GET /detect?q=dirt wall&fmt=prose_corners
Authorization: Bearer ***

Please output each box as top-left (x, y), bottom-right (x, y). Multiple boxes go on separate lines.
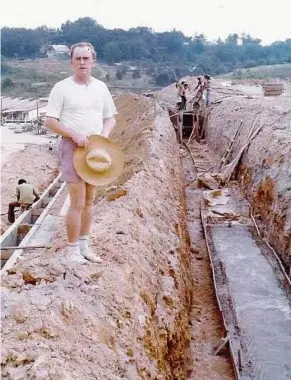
top-left (205, 93), bottom-right (291, 271)
top-left (1, 95), bottom-right (194, 379)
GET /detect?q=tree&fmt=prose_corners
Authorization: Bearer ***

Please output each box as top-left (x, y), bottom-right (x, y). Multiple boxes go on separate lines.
top-left (1, 21), bottom-right (291, 77)
top-left (132, 69), bottom-right (141, 79)
top-left (116, 69), bottom-right (124, 80)
top-left (2, 78), bottom-right (15, 89)
top-left (155, 71), bottom-right (175, 86)
top-left (103, 42), bottom-right (123, 63)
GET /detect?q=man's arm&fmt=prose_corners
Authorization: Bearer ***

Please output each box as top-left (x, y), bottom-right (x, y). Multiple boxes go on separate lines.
top-left (44, 117), bottom-right (89, 148)
top-left (101, 116), bottom-right (116, 138)
top-left (44, 117), bottom-right (72, 138)
top-left (33, 189), bottom-right (40, 202)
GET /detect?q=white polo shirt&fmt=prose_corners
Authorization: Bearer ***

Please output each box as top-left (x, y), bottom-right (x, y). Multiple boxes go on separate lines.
top-left (46, 77), bottom-right (117, 136)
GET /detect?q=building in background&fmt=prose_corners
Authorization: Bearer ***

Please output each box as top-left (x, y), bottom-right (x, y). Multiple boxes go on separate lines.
top-left (46, 45), bottom-right (70, 59)
top-left (1, 97), bottom-right (48, 123)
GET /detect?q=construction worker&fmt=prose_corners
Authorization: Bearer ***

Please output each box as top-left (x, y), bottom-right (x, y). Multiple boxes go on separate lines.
top-left (203, 75), bottom-right (211, 106)
top-left (189, 77), bottom-right (203, 105)
top-left (194, 77), bottom-right (202, 91)
top-left (8, 179), bottom-right (40, 223)
top-left (175, 81), bottom-right (183, 110)
top-left (45, 41), bottom-right (117, 263)
top-left (180, 81), bottom-right (187, 110)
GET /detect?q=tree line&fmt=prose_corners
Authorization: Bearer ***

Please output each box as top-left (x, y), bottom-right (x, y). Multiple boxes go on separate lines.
top-left (2, 17), bottom-right (291, 82)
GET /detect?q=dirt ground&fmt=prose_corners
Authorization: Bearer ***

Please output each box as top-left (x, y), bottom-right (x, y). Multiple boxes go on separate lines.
top-left (1, 144), bottom-right (59, 234)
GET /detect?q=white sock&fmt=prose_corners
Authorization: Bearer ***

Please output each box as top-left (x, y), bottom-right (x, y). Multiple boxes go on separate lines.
top-left (79, 235), bottom-right (89, 251)
top-left (67, 242), bottom-right (80, 254)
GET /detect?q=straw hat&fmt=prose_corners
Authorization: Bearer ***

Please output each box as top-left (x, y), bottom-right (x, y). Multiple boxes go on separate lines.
top-left (73, 135), bottom-right (125, 186)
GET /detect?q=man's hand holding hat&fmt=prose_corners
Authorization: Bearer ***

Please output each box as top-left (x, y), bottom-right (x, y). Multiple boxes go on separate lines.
top-left (73, 135), bottom-right (124, 186)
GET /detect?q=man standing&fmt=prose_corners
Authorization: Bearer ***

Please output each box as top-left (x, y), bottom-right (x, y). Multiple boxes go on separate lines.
top-left (8, 179), bottom-right (40, 223)
top-left (203, 75), bottom-right (211, 106)
top-left (45, 42), bottom-right (117, 263)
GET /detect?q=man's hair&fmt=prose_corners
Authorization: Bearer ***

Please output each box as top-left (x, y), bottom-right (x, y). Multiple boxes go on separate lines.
top-left (70, 42), bottom-right (96, 60)
top-left (18, 179), bottom-right (26, 185)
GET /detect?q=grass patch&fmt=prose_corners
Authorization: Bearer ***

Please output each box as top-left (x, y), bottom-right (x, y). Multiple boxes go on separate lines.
top-left (219, 63), bottom-right (291, 80)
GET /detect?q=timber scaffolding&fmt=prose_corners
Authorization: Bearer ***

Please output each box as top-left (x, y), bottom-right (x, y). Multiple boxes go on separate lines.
top-left (0, 173), bottom-right (66, 272)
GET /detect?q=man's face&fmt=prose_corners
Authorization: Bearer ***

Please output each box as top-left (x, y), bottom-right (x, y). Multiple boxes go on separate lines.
top-left (71, 46), bottom-right (95, 76)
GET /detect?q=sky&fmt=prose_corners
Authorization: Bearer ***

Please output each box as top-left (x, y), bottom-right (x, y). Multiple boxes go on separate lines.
top-left (1, 0), bottom-right (291, 45)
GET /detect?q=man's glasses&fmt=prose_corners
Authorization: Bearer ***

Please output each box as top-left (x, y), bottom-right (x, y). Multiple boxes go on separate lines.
top-left (73, 57), bottom-right (92, 61)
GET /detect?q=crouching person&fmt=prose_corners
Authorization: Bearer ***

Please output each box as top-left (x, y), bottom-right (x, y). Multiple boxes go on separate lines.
top-left (8, 179), bottom-right (40, 223)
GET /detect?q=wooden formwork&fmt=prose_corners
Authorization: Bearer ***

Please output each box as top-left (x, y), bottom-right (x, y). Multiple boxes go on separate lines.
top-left (262, 83), bottom-right (284, 96)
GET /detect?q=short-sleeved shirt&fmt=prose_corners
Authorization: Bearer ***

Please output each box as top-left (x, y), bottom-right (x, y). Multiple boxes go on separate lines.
top-left (16, 183), bottom-right (35, 204)
top-left (45, 76), bottom-right (118, 136)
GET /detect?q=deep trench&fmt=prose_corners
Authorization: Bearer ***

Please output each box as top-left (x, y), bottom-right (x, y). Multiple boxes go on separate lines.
top-left (165, 109), bottom-right (236, 379)
top-left (167, 104), bottom-right (291, 380)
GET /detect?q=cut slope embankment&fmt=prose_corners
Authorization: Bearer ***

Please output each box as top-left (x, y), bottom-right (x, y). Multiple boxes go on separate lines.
top-left (1, 95), bottom-right (194, 379)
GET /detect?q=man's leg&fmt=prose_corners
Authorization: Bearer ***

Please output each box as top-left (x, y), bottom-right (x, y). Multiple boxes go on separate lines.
top-left (79, 183), bottom-right (102, 263)
top-left (66, 181), bottom-right (86, 242)
top-left (65, 181), bottom-right (86, 262)
top-left (80, 183), bottom-right (96, 236)
top-left (8, 201), bottom-right (20, 223)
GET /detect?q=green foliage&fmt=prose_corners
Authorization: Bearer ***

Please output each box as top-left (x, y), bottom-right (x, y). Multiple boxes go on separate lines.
top-left (1, 18), bottom-right (291, 84)
top-left (2, 78), bottom-right (15, 89)
top-left (222, 63), bottom-right (291, 79)
top-left (155, 71), bottom-right (175, 86)
top-left (132, 69), bottom-right (141, 79)
top-left (115, 69), bottom-right (124, 80)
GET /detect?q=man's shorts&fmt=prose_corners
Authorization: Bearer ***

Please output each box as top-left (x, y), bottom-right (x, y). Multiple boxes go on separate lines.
top-left (59, 137), bottom-right (82, 183)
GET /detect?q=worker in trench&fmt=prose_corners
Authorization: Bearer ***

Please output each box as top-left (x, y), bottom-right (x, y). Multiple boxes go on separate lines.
top-left (8, 179), bottom-right (40, 223)
top-left (45, 42), bottom-right (118, 263)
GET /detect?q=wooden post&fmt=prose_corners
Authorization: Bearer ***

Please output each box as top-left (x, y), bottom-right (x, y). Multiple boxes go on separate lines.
top-left (0, 96), bottom-right (2, 124)
top-left (36, 100), bottom-right (39, 134)
top-left (179, 112), bottom-right (183, 144)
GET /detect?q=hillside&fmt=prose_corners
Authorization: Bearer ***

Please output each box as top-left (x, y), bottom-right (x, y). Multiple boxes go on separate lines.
top-left (221, 63), bottom-right (291, 79)
top-left (1, 58), bottom-right (157, 98)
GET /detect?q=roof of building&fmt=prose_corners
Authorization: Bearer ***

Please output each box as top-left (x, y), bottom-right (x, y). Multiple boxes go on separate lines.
top-left (1, 97), bottom-right (48, 113)
top-left (49, 44), bottom-right (70, 53)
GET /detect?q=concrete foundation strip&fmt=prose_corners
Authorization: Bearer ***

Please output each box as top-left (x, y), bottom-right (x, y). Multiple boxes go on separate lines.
top-left (200, 207), bottom-right (241, 380)
top-left (1, 174), bottom-right (66, 273)
top-left (250, 213), bottom-right (291, 284)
